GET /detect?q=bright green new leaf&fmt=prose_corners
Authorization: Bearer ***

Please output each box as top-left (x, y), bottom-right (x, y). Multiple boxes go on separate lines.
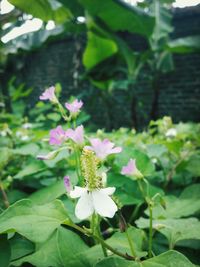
top-left (83, 31), bottom-right (118, 69)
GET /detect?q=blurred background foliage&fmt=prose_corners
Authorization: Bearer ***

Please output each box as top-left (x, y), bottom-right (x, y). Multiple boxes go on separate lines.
top-left (0, 0), bottom-right (200, 129)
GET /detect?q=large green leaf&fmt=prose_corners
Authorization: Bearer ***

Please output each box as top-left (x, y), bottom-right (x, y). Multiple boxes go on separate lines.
top-left (8, 0), bottom-right (72, 23)
top-left (29, 180), bottom-right (66, 204)
top-left (95, 250), bottom-right (195, 267)
top-left (142, 250), bottom-right (195, 267)
top-left (0, 199), bottom-right (71, 243)
top-left (83, 31), bottom-right (118, 69)
top-left (12, 227), bottom-right (90, 267)
top-left (167, 36), bottom-right (200, 53)
top-left (79, 0), bottom-right (154, 37)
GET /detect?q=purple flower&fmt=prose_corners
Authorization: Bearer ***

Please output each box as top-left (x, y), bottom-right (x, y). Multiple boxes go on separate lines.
top-left (66, 125), bottom-right (84, 145)
top-left (39, 86), bottom-right (57, 102)
top-left (85, 138), bottom-right (122, 160)
top-left (64, 176), bottom-right (71, 193)
top-left (121, 158), bottom-right (143, 179)
top-left (65, 99), bottom-right (83, 115)
top-left (49, 125), bottom-right (67, 145)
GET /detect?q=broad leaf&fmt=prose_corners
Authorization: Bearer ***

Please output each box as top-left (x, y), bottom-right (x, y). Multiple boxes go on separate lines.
top-left (0, 199), bottom-right (71, 243)
top-left (12, 227), bottom-right (90, 267)
top-left (95, 250), bottom-right (195, 267)
top-left (29, 180), bottom-right (66, 204)
top-left (168, 36), bottom-right (200, 53)
top-left (83, 31), bottom-right (118, 69)
top-left (79, 0), bottom-right (154, 37)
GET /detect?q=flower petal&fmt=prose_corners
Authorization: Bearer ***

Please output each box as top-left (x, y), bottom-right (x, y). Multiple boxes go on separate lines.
top-left (75, 191), bottom-right (94, 220)
top-left (100, 187), bottom-right (116, 195)
top-left (70, 186), bottom-right (87, 198)
top-left (92, 190), bottom-right (117, 218)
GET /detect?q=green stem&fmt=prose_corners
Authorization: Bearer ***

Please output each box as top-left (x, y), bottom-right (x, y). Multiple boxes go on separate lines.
top-left (125, 228), bottom-right (136, 257)
top-left (148, 203), bottom-right (153, 258)
top-left (71, 223), bottom-right (134, 260)
top-left (0, 182), bottom-right (9, 208)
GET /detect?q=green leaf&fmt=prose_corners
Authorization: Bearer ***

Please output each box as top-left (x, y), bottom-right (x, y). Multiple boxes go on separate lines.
top-left (0, 199), bottom-right (71, 243)
top-left (150, 0), bottom-right (173, 50)
top-left (95, 251), bottom-right (195, 267)
top-left (14, 161), bottom-right (45, 179)
top-left (142, 250), bottom-right (195, 267)
top-left (0, 234), bottom-right (11, 267)
top-left (106, 227), bottom-right (147, 259)
top-left (95, 256), bottom-right (139, 267)
top-left (115, 148), bottom-right (155, 177)
top-left (167, 36), bottom-right (200, 53)
top-left (12, 227), bottom-right (90, 267)
top-left (29, 180), bottom-right (66, 204)
top-left (8, 0), bottom-right (72, 23)
top-left (136, 217), bottom-right (200, 248)
top-left (146, 144), bottom-right (167, 158)
top-left (14, 143), bottom-right (40, 156)
top-left (156, 51), bottom-right (174, 73)
top-left (0, 148), bottom-right (13, 170)
top-left (148, 184), bottom-right (200, 219)
top-left (79, 0), bottom-right (154, 37)
top-left (83, 31), bottom-right (118, 69)
top-left (9, 234), bottom-right (34, 261)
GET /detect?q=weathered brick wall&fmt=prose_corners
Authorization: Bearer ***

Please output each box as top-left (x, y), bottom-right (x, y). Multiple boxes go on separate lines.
top-left (14, 5), bottom-right (200, 129)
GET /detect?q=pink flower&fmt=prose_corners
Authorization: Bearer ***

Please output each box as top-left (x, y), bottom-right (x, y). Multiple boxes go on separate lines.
top-left (65, 99), bottom-right (83, 114)
top-left (85, 138), bottom-right (122, 160)
top-left (64, 176), bottom-right (71, 193)
top-left (39, 86), bottom-right (57, 102)
top-left (66, 125), bottom-right (84, 145)
top-left (49, 125), bottom-right (67, 145)
top-left (121, 158), bottom-right (143, 179)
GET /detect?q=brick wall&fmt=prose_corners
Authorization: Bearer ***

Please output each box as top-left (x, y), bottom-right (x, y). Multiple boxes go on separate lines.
top-left (13, 5), bottom-right (200, 129)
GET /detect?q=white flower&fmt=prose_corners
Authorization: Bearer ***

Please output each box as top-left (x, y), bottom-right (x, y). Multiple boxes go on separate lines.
top-left (69, 186), bottom-right (117, 220)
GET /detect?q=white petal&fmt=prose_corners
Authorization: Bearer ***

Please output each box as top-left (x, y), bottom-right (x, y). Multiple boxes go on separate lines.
top-left (92, 190), bottom-right (118, 218)
top-left (100, 187), bottom-right (116, 195)
top-left (75, 192), bottom-right (94, 220)
top-left (70, 186), bottom-right (87, 198)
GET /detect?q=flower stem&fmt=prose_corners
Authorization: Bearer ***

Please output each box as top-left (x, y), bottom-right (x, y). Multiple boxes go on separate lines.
top-left (0, 182), bottom-right (9, 208)
top-left (125, 228), bottom-right (136, 257)
top-left (71, 223), bottom-right (134, 261)
top-left (137, 179), bottom-right (154, 258)
top-left (148, 203), bottom-right (153, 258)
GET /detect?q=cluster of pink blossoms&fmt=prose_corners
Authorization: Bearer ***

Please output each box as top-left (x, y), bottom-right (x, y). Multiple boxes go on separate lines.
top-left (38, 86), bottom-right (142, 220)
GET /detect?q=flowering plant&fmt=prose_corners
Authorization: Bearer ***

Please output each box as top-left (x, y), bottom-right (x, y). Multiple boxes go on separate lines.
top-left (0, 86), bottom-right (199, 267)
